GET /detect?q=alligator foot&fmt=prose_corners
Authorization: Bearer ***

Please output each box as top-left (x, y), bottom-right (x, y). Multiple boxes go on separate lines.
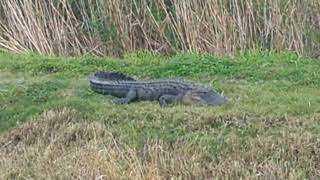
top-left (159, 95), bottom-right (178, 108)
top-left (111, 88), bottom-right (137, 105)
top-left (112, 98), bottom-right (129, 105)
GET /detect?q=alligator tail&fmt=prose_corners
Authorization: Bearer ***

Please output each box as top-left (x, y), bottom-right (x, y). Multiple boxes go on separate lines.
top-left (91, 71), bottom-right (136, 81)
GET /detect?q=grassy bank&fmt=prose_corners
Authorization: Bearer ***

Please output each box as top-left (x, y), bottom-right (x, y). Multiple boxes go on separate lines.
top-left (0, 51), bottom-right (320, 179)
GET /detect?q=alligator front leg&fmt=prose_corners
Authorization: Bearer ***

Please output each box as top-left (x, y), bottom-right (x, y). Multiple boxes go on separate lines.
top-left (112, 88), bottom-right (137, 105)
top-left (158, 95), bottom-right (179, 108)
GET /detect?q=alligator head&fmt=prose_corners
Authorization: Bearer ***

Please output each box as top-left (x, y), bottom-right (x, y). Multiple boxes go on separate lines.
top-left (181, 87), bottom-right (226, 106)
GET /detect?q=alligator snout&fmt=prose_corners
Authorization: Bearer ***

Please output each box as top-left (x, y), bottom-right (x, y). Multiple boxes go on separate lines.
top-left (182, 88), bottom-right (226, 106)
top-left (207, 94), bottom-right (226, 106)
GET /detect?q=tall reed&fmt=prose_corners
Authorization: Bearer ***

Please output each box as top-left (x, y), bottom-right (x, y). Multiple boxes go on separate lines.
top-left (0, 0), bottom-right (319, 57)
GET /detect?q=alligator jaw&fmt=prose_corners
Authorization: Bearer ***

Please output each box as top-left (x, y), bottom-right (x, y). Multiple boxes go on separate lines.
top-left (181, 88), bottom-right (226, 106)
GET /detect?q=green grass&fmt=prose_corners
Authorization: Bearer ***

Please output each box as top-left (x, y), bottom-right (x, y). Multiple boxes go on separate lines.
top-left (0, 50), bottom-right (319, 133)
top-left (0, 50), bottom-right (320, 178)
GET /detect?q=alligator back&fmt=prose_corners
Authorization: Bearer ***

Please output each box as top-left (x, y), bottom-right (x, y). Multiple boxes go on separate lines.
top-left (89, 71), bottom-right (196, 98)
top-left (89, 71), bottom-right (135, 97)
top-left (93, 71), bottom-right (135, 81)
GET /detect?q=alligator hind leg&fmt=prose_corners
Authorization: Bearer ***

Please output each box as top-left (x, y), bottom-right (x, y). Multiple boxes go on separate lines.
top-left (158, 95), bottom-right (179, 108)
top-left (112, 88), bottom-right (137, 105)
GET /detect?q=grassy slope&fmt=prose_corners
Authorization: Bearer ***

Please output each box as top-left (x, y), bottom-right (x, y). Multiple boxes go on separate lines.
top-left (0, 50), bottom-right (320, 178)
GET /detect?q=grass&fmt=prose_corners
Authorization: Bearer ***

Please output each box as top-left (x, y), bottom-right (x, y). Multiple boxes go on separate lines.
top-left (0, 50), bottom-right (320, 179)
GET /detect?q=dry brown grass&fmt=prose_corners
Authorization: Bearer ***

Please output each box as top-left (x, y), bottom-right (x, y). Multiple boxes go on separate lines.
top-left (0, 109), bottom-right (212, 179)
top-left (1, 109), bottom-right (320, 179)
top-left (0, 0), bottom-right (319, 57)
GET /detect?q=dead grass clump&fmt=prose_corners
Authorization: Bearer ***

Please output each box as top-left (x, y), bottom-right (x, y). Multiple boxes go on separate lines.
top-left (1, 109), bottom-right (319, 179)
top-left (0, 108), bottom-right (77, 148)
top-left (213, 132), bottom-right (320, 179)
top-left (0, 109), bottom-right (212, 179)
top-left (170, 109), bottom-right (309, 132)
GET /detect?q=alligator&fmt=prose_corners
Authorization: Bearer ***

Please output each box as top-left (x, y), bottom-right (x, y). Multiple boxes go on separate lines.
top-left (89, 71), bottom-right (226, 107)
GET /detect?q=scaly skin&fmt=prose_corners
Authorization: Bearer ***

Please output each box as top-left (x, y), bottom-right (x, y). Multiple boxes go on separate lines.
top-left (89, 72), bottom-right (226, 107)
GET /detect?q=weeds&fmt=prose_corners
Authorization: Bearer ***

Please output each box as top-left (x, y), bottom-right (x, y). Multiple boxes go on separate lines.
top-left (1, 109), bottom-right (320, 179)
top-left (0, 0), bottom-right (319, 57)
top-left (0, 51), bottom-right (320, 178)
